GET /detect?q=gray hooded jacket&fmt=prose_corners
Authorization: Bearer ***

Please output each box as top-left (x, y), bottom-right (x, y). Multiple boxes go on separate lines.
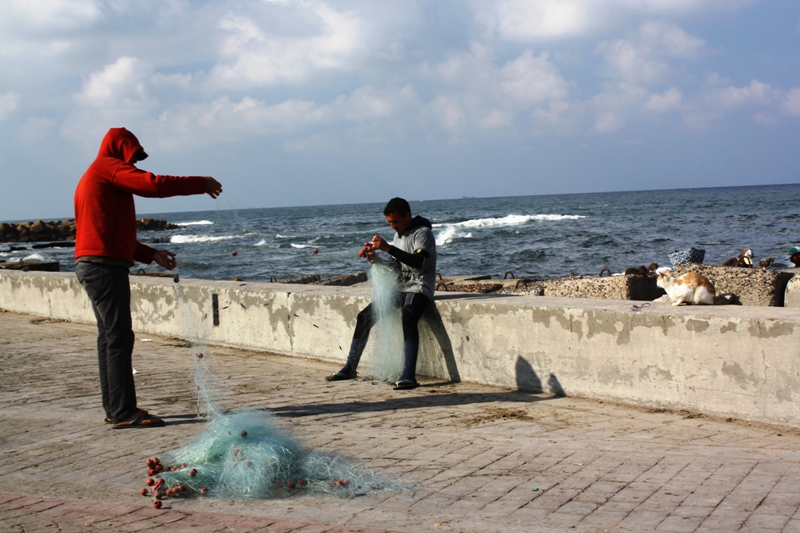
top-left (383, 216), bottom-right (437, 299)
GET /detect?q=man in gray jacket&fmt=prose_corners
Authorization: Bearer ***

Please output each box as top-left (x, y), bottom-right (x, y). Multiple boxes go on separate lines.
top-left (326, 197), bottom-right (436, 390)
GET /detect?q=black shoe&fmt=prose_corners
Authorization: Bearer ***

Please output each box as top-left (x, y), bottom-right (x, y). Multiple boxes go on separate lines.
top-left (393, 379), bottom-right (418, 390)
top-left (325, 369), bottom-right (357, 381)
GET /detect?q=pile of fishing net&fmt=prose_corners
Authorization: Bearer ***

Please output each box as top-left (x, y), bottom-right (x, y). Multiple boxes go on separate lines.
top-left (140, 409), bottom-right (397, 505)
top-left (139, 262), bottom-right (411, 506)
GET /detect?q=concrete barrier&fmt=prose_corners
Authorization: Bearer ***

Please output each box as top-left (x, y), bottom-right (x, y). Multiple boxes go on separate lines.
top-left (2, 270), bottom-right (800, 428)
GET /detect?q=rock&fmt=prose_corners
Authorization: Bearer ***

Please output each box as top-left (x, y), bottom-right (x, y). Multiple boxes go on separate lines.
top-left (136, 218), bottom-right (180, 231)
top-left (314, 272), bottom-right (368, 286)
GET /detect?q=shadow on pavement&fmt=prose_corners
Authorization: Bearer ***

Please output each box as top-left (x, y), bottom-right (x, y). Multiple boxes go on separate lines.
top-left (267, 389), bottom-right (563, 418)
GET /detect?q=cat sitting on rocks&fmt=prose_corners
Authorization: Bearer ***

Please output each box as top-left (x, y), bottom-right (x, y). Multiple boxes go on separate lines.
top-left (624, 262), bottom-right (659, 276)
top-left (758, 257), bottom-right (774, 269)
top-left (656, 268), bottom-right (729, 306)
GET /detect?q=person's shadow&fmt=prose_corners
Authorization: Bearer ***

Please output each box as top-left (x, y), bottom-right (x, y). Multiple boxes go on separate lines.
top-left (514, 357), bottom-right (565, 396)
top-left (417, 302), bottom-right (461, 383)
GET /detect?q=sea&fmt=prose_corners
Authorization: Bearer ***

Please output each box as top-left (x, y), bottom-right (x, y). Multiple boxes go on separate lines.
top-left (4, 184), bottom-right (800, 282)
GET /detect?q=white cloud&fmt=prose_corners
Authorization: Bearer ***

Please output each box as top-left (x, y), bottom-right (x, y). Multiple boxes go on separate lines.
top-left (637, 20), bottom-right (706, 58)
top-left (422, 46), bottom-right (573, 136)
top-left (597, 38), bottom-right (669, 85)
top-left (592, 83), bottom-right (649, 132)
top-left (209, 3), bottom-right (363, 88)
top-left (474, 0), bottom-right (594, 41)
top-left (646, 87), bottom-right (683, 112)
top-left (472, 0), bottom-right (752, 42)
top-left (0, 92), bottom-right (21, 120)
top-left (709, 78), bottom-right (779, 108)
top-left (1, 0), bottom-right (102, 34)
top-left (77, 56), bottom-right (154, 105)
top-left (150, 84), bottom-right (417, 150)
top-left (62, 56), bottom-right (157, 143)
top-left (597, 21), bottom-right (707, 85)
top-left (425, 96), bottom-right (465, 133)
top-left (500, 50), bottom-right (570, 105)
top-left (782, 87), bottom-right (800, 116)
top-left (682, 76), bottom-right (784, 128)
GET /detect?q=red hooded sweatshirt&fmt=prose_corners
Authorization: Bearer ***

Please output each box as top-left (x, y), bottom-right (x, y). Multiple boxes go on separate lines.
top-left (74, 128), bottom-right (207, 265)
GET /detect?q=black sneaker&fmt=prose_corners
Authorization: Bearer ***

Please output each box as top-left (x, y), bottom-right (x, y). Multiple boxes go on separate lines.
top-left (325, 369), bottom-right (357, 381)
top-left (393, 379), bottom-right (418, 390)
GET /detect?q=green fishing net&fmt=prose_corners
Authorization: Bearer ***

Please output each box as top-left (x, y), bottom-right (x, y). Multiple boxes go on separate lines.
top-left (142, 409), bottom-right (393, 501)
top-left (357, 261), bottom-right (405, 382)
top-left (140, 286), bottom-right (402, 503)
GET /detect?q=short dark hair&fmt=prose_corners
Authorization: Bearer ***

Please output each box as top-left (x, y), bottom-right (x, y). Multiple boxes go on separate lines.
top-left (383, 197), bottom-right (411, 217)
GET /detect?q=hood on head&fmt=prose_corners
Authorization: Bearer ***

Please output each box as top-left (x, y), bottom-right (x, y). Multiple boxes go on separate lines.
top-left (409, 215), bottom-right (432, 230)
top-left (97, 127), bottom-right (148, 163)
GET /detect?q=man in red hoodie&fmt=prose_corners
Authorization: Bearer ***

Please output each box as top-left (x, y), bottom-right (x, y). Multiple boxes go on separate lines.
top-left (74, 127), bottom-right (222, 429)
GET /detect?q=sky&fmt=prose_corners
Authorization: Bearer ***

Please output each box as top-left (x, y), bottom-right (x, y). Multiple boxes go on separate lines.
top-left (1, 0), bottom-right (799, 221)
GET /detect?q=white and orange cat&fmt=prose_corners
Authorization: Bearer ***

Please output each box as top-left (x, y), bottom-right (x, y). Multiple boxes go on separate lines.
top-left (656, 268), bottom-right (722, 306)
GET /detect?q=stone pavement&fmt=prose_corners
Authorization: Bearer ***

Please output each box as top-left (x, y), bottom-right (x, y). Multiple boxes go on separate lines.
top-left (2, 311), bottom-right (800, 533)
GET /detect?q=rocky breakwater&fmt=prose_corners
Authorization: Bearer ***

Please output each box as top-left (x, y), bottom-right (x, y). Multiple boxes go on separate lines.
top-left (437, 272), bottom-right (664, 301)
top-left (673, 263), bottom-right (793, 307)
top-left (0, 218), bottom-right (180, 243)
top-left (0, 220), bottom-right (76, 243)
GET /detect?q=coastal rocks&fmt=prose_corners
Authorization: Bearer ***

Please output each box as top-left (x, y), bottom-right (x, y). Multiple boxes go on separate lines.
top-left (312, 272), bottom-right (368, 287)
top-left (537, 274), bottom-right (663, 301)
top-left (1, 220), bottom-right (76, 243)
top-left (673, 264), bottom-right (792, 307)
top-left (435, 267), bottom-right (793, 307)
top-left (439, 273), bottom-right (663, 300)
top-left (271, 272), bottom-right (368, 287)
top-left (0, 218), bottom-right (178, 243)
top-left (137, 218), bottom-right (181, 231)
top-left (0, 261), bottom-right (60, 272)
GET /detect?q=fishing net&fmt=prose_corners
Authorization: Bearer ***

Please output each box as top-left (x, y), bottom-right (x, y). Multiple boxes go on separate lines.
top-left (358, 261), bottom-right (404, 382)
top-left (139, 288), bottom-right (402, 503)
top-left (142, 409), bottom-right (395, 501)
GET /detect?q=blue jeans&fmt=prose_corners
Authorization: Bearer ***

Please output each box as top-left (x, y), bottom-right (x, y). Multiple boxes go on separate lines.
top-left (76, 262), bottom-right (138, 423)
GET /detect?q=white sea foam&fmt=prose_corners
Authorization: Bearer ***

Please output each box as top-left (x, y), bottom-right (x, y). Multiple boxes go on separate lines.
top-left (435, 227), bottom-right (473, 246)
top-left (176, 220), bottom-right (214, 226)
top-left (22, 253), bottom-right (48, 262)
top-left (432, 214), bottom-right (582, 245)
top-left (171, 234), bottom-right (237, 244)
top-left (432, 214), bottom-right (586, 230)
top-left (255, 239), bottom-right (268, 246)
top-left (290, 243), bottom-right (313, 249)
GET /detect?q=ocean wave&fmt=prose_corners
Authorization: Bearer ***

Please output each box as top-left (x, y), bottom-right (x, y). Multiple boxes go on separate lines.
top-left (435, 227), bottom-right (473, 246)
top-left (433, 214), bottom-right (586, 229)
top-left (255, 239), bottom-right (268, 246)
top-left (170, 235), bottom-right (237, 244)
top-left (176, 220), bottom-right (214, 226)
top-left (290, 243), bottom-right (314, 249)
top-left (15, 253), bottom-right (49, 263)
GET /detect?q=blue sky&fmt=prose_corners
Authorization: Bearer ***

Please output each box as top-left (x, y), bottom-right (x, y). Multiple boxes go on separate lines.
top-left (1, 0), bottom-right (799, 221)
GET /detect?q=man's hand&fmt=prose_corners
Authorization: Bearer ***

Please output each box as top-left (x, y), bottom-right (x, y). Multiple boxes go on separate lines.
top-left (152, 250), bottom-right (177, 270)
top-left (371, 235), bottom-right (389, 252)
top-left (204, 177), bottom-right (223, 199)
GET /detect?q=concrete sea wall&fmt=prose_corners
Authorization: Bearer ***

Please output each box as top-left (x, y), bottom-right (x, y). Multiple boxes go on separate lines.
top-left (2, 270), bottom-right (800, 428)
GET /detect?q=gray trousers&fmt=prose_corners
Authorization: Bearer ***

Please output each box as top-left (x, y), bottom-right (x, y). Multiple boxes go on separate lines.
top-left (76, 262), bottom-right (138, 423)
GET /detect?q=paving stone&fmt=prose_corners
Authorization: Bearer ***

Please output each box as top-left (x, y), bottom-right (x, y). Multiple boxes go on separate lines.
top-left (3, 311), bottom-right (800, 533)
